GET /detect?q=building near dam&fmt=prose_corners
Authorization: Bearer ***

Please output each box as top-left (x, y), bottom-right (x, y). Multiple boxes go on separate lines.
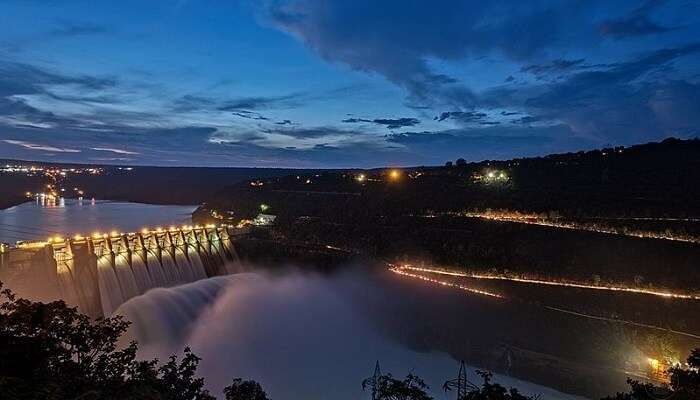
top-left (0, 225), bottom-right (241, 317)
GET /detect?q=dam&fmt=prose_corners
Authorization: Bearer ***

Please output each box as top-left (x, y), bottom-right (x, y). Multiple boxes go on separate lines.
top-left (0, 225), bottom-right (241, 317)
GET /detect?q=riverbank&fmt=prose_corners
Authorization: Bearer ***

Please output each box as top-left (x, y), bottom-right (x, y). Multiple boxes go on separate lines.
top-left (0, 198), bottom-right (27, 211)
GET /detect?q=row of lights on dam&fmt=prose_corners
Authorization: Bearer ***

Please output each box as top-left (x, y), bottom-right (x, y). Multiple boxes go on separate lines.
top-left (45, 224), bottom-right (225, 244)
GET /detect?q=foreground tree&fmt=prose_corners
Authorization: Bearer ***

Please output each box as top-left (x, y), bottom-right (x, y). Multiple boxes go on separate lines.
top-left (364, 372), bottom-right (433, 400)
top-left (461, 371), bottom-right (537, 400)
top-left (0, 282), bottom-right (217, 399)
top-left (223, 378), bottom-right (270, 400)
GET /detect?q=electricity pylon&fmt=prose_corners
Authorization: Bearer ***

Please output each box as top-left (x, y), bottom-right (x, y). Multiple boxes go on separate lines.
top-left (362, 360), bottom-right (382, 400)
top-left (443, 361), bottom-right (477, 400)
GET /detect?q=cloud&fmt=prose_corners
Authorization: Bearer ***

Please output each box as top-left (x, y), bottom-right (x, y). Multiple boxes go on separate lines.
top-left (256, 126), bottom-right (355, 140)
top-left (264, 0), bottom-right (608, 109)
top-left (372, 118), bottom-right (420, 129)
top-left (521, 59), bottom-right (587, 76)
top-left (341, 118), bottom-right (370, 123)
top-left (521, 43), bottom-right (700, 141)
top-left (436, 111), bottom-right (487, 123)
top-left (230, 110), bottom-right (269, 121)
top-left (264, 1), bottom-right (699, 151)
top-left (384, 124), bottom-right (594, 162)
top-left (218, 93), bottom-right (304, 111)
top-left (0, 61), bottom-right (115, 97)
top-left (172, 95), bottom-right (216, 112)
top-left (342, 117), bottom-right (420, 129)
top-left (90, 147), bottom-right (140, 155)
top-left (49, 22), bottom-right (110, 38)
top-left (599, 1), bottom-right (675, 38)
top-left (3, 139), bottom-right (81, 153)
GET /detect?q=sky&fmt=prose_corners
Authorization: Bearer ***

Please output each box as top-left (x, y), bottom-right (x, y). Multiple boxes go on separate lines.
top-left (0, 0), bottom-right (698, 167)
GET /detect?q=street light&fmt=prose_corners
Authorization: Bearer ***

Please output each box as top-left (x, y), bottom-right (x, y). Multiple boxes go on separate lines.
top-left (260, 203), bottom-right (270, 212)
top-left (388, 169), bottom-right (401, 181)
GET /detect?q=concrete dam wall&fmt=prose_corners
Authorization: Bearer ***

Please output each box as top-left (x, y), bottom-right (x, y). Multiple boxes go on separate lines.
top-left (0, 226), bottom-right (240, 317)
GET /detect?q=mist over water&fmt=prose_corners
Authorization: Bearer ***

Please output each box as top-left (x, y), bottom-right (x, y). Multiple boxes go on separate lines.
top-left (116, 268), bottom-right (583, 400)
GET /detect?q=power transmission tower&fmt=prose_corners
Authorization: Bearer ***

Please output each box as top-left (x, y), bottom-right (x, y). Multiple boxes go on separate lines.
top-left (362, 360), bottom-right (382, 400)
top-left (443, 361), bottom-right (477, 400)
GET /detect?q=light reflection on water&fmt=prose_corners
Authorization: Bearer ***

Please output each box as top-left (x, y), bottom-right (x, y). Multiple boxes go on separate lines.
top-left (0, 199), bottom-right (196, 244)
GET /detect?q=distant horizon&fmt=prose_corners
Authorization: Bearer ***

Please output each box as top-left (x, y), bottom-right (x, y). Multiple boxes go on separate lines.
top-left (2, 135), bottom-right (695, 170)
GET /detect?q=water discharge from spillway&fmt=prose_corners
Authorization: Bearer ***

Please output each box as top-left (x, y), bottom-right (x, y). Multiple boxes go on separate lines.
top-left (1, 226), bottom-right (242, 317)
top-left (114, 270), bottom-right (584, 400)
top-left (92, 228), bottom-right (238, 315)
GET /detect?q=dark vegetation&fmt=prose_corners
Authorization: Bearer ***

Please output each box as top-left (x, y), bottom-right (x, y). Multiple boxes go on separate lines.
top-left (194, 138), bottom-right (700, 292)
top-left (197, 138), bottom-right (700, 222)
top-left (1, 283), bottom-right (698, 399)
top-left (66, 166), bottom-right (313, 206)
top-left (0, 173), bottom-right (43, 210)
top-left (0, 281), bottom-right (263, 400)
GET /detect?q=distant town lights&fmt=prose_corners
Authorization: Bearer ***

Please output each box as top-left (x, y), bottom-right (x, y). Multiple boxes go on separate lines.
top-left (356, 173), bottom-right (366, 182)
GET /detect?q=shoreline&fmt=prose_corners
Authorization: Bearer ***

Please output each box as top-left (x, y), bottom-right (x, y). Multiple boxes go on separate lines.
top-left (0, 198), bottom-right (29, 212)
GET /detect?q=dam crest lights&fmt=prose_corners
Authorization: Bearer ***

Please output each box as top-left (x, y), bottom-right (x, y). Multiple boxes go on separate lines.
top-left (39, 224), bottom-right (233, 245)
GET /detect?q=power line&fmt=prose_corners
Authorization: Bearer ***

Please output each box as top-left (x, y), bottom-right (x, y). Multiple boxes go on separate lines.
top-left (443, 361), bottom-right (477, 400)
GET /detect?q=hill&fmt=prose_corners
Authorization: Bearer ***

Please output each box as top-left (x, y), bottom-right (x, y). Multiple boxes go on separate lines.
top-left (193, 138), bottom-right (700, 292)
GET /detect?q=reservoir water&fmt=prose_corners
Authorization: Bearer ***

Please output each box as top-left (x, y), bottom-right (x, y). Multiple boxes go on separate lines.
top-left (0, 198), bottom-right (196, 244)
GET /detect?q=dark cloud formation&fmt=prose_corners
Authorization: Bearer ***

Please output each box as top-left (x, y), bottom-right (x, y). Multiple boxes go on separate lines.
top-left (342, 117), bottom-right (420, 129)
top-left (218, 93), bottom-right (303, 111)
top-left (436, 111), bottom-right (487, 123)
top-left (266, 0), bottom-right (700, 152)
top-left (372, 118), bottom-right (420, 129)
top-left (599, 0), bottom-right (675, 38)
top-left (230, 111), bottom-right (269, 121)
top-left (49, 22), bottom-right (110, 38)
top-left (172, 95), bottom-right (216, 113)
top-left (0, 61), bottom-right (115, 97)
top-left (522, 43), bottom-right (700, 141)
top-left (265, 0), bottom-right (606, 109)
top-left (0, 62), bottom-right (121, 130)
top-left (521, 59), bottom-right (587, 76)
top-left (341, 118), bottom-right (368, 123)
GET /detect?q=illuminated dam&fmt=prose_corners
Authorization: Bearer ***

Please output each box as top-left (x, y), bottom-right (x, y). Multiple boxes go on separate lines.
top-left (0, 225), bottom-right (241, 317)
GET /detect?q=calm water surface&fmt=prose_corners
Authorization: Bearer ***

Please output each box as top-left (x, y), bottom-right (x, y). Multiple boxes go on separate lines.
top-left (0, 199), bottom-right (196, 244)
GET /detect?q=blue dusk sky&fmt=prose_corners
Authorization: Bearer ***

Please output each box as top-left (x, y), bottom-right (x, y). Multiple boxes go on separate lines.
top-left (0, 0), bottom-right (699, 167)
